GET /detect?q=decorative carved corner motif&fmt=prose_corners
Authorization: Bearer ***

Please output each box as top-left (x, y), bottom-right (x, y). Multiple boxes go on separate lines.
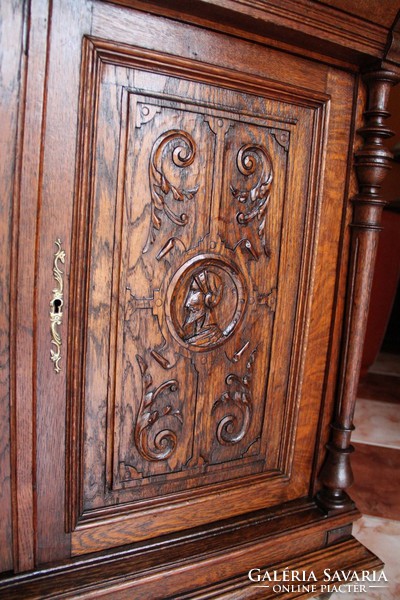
top-left (204, 115), bottom-right (233, 136)
top-left (233, 238), bottom-right (259, 261)
top-left (150, 348), bottom-right (173, 370)
top-left (156, 236), bottom-right (187, 261)
top-left (135, 102), bottom-right (161, 128)
top-left (143, 130), bottom-right (199, 254)
top-left (271, 129), bottom-right (290, 151)
top-left (212, 348), bottom-right (257, 445)
top-left (119, 462), bottom-right (143, 482)
top-left (231, 144), bottom-right (274, 256)
top-left (126, 288), bottom-right (155, 313)
top-left (135, 355), bottom-right (183, 462)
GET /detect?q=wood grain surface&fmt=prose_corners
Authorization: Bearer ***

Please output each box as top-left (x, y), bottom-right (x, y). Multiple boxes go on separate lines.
top-left (0, 0), bottom-right (27, 574)
top-left (1, 0), bottom-right (399, 597)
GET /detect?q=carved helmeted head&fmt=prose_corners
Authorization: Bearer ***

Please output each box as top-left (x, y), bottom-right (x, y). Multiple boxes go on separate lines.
top-left (166, 255), bottom-right (247, 351)
top-left (183, 269), bottom-right (223, 337)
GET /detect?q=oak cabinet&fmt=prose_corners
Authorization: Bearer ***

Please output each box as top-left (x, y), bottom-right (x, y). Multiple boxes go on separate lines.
top-left (1, 0), bottom-right (399, 597)
top-left (67, 34), bottom-right (340, 555)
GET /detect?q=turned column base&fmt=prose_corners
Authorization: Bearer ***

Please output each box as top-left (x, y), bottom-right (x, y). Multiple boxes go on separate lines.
top-left (317, 424), bottom-right (356, 511)
top-left (316, 488), bottom-right (355, 512)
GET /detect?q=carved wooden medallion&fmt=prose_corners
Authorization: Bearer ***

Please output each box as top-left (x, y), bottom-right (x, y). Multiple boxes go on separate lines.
top-left (166, 254), bottom-right (248, 351)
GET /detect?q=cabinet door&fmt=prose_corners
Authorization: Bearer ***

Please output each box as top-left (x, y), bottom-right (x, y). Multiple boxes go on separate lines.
top-left (71, 51), bottom-right (310, 523)
top-left (34, 0), bottom-right (355, 562)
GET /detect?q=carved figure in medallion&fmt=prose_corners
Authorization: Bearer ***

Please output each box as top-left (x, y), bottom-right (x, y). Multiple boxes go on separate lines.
top-left (183, 269), bottom-right (224, 347)
top-left (166, 255), bottom-right (248, 353)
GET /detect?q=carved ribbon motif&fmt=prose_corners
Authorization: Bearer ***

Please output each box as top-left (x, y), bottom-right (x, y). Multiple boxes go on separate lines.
top-left (231, 144), bottom-right (273, 255)
top-left (143, 130), bottom-right (199, 253)
top-left (212, 348), bottom-right (257, 445)
top-left (135, 355), bottom-right (183, 461)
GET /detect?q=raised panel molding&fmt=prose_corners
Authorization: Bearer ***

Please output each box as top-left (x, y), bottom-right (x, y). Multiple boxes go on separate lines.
top-left (66, 36), bottom-right (328, 541)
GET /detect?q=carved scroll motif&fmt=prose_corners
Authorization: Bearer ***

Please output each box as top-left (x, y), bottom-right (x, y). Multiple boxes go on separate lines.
top-left (143, 130), bottom-right (199, 253)
top-left (135, 355), bottom-right (183, 461)
top-left (233, 238), bottom-right (259, 261)
top-left (231, 145), bottom-right (273, 255)
top-left (212, 348), bottom-right (257, 445)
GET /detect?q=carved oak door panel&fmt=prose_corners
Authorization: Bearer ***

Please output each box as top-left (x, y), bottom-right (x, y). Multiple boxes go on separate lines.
top-left (68, 38), bottom-right (318, 538)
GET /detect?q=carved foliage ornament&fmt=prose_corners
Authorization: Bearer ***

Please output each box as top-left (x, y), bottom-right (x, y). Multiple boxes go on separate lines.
top-left (143, 130), bottom-right (199, 253)
top-left (231, 144), bottom-right (274, 255)
top-left (135, 355), bottom-right (183, 461)
top-left (212, 348), bottom-right (257, 445)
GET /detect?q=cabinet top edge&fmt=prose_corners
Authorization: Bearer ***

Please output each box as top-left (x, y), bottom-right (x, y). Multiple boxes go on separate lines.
top-left (102, 0), bottom-right (400, 71)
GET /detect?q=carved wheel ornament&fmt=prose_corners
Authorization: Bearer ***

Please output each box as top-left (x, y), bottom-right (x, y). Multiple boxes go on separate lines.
top-left (165, 254), bottom-right (248, 352)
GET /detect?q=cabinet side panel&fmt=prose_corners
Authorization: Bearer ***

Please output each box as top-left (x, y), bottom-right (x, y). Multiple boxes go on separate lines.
top-left (0, 0), bottom-right (27, 574)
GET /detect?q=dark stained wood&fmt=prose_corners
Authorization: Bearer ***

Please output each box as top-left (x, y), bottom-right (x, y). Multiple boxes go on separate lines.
top-left (310, 74), bottom-right (363, 499)
top-left (0, 0), bottom-right (27, 575)
top-left (9, 0), bottom-right (52, 573)
top-left (66, 29), bottom-right (343, 555)
top-left (317, 68), bottom-right (400, 511)
top-left (385, 12), bottom-right (400, 69)
top-left (34, 0), bottom-right (93, 566)
top-left (351, 442), bottom-right (400, 520)
top-left (0, 535), bottom-right (382, 599)
top-left (0, 501), bottom-right (374, 599)
top-left (1, 0), bottom-right (400, 597)
top-left (110, 0), bottom-right (398, 67)
top-left (321, 0), bottom-right (400, 28)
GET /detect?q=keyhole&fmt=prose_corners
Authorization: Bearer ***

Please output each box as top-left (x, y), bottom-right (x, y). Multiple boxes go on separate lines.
top-left (53, 299), bottom-right (62, 314)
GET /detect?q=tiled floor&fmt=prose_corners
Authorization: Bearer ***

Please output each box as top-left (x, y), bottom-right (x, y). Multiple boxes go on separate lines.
top-left (329, 516), bottom-right (400, 600)
top-left (329, 353), bottom-right (400, 599)
top-left (352, 399), bottom-right (400, 449)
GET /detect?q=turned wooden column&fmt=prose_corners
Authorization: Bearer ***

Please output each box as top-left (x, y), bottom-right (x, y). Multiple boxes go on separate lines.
top-left (317, 69), bottom-right (399, 510)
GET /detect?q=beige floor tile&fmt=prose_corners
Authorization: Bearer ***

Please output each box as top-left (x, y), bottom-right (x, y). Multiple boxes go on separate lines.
top-left (352, 399), bottom-right (400, 449)
top-left (328, 516), bottom-right (400, 600)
